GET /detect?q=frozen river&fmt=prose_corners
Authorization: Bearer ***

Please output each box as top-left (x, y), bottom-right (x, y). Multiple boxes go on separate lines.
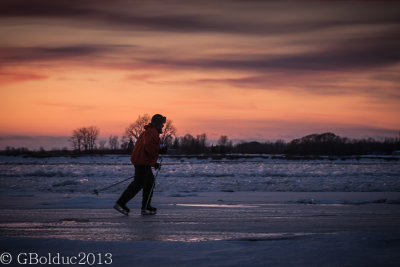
top-left (1, 191), bottom-right (400, 266)
top-left (1, 155), bottom-right (399, 194)
top-left (1, 192), bottom-right (400, 242)
top-left (1, 155), bottom-right (400, 266)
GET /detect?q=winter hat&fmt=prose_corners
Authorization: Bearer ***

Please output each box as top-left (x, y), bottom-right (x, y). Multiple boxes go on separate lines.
top-left (151, 114), bottom-right (166, 124)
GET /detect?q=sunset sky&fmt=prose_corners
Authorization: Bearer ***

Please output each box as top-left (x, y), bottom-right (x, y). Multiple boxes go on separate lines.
top-left (1, 0), bottom-right (400, 149)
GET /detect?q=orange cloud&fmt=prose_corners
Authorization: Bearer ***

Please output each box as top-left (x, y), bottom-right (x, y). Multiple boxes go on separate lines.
top-left (1, 0), bottom-right (399, 148)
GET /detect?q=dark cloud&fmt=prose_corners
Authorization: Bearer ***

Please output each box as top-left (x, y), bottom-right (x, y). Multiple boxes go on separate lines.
top-left (270, 37), bottom-right (400, 71)
top-left (0, 45), bottom-right (118, 65)
top-left (193, 74), bottom-right (400, 101)
top-left (0, 0), bottom-right (93, 17)
top-left (1, 0), bottom-right (399, 35)
top-left (140, 31), bottom-right (400, 72)
top-left (1, 0), bottom-right (399, 89)
top-left (1, 33), bottom-right (398, 90)
top-left (0, 0), bottom-right (231, 33)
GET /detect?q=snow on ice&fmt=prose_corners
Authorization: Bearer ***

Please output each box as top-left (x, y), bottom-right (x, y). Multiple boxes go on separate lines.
top-left (1, 155), bottom-right (400, 266)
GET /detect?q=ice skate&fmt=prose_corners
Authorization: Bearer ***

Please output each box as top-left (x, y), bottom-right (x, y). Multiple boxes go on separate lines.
top-left (113, 202), bottom-right (130, 216)
top-left (141, 205), bottom-right (157, 215)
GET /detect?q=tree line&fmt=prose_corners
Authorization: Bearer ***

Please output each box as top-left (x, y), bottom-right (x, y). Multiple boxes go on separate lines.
top-left (285, 132), bottom-right (400, 156)
top-left (169, 132), bottom-right (400, 156)
top-left (67, 114), bottom-right (177, 152)
top-left (69, 126), bottom-right (99, 152)
top-left (3, 131), bottom-right (399, 157)
top-left (64, 119), bottom-right (399, 156)
top-left (2, 113), bottom-right (399, 156)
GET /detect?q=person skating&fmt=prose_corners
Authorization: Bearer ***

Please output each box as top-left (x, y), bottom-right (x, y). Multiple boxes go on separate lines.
top-left (114, 114), bottom-right (166, 215)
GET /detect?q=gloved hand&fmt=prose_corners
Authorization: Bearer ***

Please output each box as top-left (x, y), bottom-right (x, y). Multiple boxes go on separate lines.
top-left (154, 163), bottom-right (162, 170)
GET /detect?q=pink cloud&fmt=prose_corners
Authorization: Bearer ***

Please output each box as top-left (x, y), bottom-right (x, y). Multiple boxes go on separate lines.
top-left (0, 70), bottom-right (48, 85)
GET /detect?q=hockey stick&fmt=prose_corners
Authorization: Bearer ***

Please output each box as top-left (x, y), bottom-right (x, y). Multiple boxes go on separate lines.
top-left (93, 176), bottom-right (134, 195)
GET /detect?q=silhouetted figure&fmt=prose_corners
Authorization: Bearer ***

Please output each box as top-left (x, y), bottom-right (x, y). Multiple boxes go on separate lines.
top-left (114, 114), bottom-right (166, 215)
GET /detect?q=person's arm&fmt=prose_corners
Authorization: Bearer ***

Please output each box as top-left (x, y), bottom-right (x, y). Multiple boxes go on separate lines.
top-left (144, 130), bottom-right (160, 159)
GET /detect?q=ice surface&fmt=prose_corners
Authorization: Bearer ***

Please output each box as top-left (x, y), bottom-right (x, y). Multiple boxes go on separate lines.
top-left (1, 155), bottom-right (399, 194)
top-left (1, 191), bottom-right (400, 266)
top-left (1, 155), bottom-right (400, 266)
top-left (1, 232), bottom-right (400, 267)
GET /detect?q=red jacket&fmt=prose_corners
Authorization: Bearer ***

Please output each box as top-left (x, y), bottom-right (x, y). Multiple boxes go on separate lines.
top-left (130, 124), bottom-right (160, 166)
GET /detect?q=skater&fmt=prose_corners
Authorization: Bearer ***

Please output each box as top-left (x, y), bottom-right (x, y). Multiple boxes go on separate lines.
top-left (114, 114), bottom-right (166, 215)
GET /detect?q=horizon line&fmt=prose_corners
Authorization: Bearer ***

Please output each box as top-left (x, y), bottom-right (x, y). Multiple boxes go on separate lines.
top-left (1, 131), bottom-right (399, 151)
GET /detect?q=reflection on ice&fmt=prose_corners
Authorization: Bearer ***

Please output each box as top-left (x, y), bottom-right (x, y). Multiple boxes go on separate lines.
top-left (175, 204), bottom-right (258, 208)
top-left (158, 232), bottom-right (321, 242)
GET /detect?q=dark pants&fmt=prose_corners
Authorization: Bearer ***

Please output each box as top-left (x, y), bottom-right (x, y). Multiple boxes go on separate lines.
top-left (117, 165), bottom-right (155, 209)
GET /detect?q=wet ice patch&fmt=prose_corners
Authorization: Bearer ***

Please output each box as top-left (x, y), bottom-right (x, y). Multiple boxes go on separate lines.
top-left (175, 204), bottom-right (258, 208)
top-left (293, 198), bottom-right (400, 205)
top-left (58, 218), bottom-right (90, 223)
top-left (52, 180), bottom-right (80, 187)
top-left (168, 193), bottom-right (199, 197)
top-left (52, 179), bottom-right (88, 187)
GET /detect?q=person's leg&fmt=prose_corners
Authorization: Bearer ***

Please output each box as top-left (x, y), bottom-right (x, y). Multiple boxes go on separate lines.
top-left (117, 166), bottom-right (146, 207)
top-left (141, 166), bottom-right (155, 210)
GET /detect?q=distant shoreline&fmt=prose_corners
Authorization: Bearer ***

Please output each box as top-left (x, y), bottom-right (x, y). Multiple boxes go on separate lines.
top-left (0, 150), bottom-right (399, 161)
top-left (2, 132), bottom-right (399, 158)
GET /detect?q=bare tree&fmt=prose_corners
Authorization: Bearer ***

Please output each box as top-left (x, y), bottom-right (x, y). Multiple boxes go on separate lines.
top-left (161, 119), bottom-right (177, 146)
top-left (217, 135), bottom-right (232, 154)
top-left (181, 134), bottom-right (195, 153)
top-left (98, 140), bottom-right (106, 150)
top-left (218, 135), bottom-right (229, 147)
top-left (87, 126), bottom-right (99, 151)
top-left (70, 126), bottom-right (99, 151)
top-left (109, 135), bottom-right (119, 150)
top-left (125, 114), bottom-right (177, 146)
top-left (125, 114), bottom-right (151, 142)
top-left (70, 129), bottom-right (83, 151)
top-left (78, 127), bottom-right (89, 151)
top-left (120, 135), bottom-right (130, 150)
top-left (197, 133), bottom-right (207, 148)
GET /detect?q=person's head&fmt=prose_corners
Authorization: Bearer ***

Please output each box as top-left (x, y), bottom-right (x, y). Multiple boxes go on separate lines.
top-left (151, 114), bottom-right (166, 134)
